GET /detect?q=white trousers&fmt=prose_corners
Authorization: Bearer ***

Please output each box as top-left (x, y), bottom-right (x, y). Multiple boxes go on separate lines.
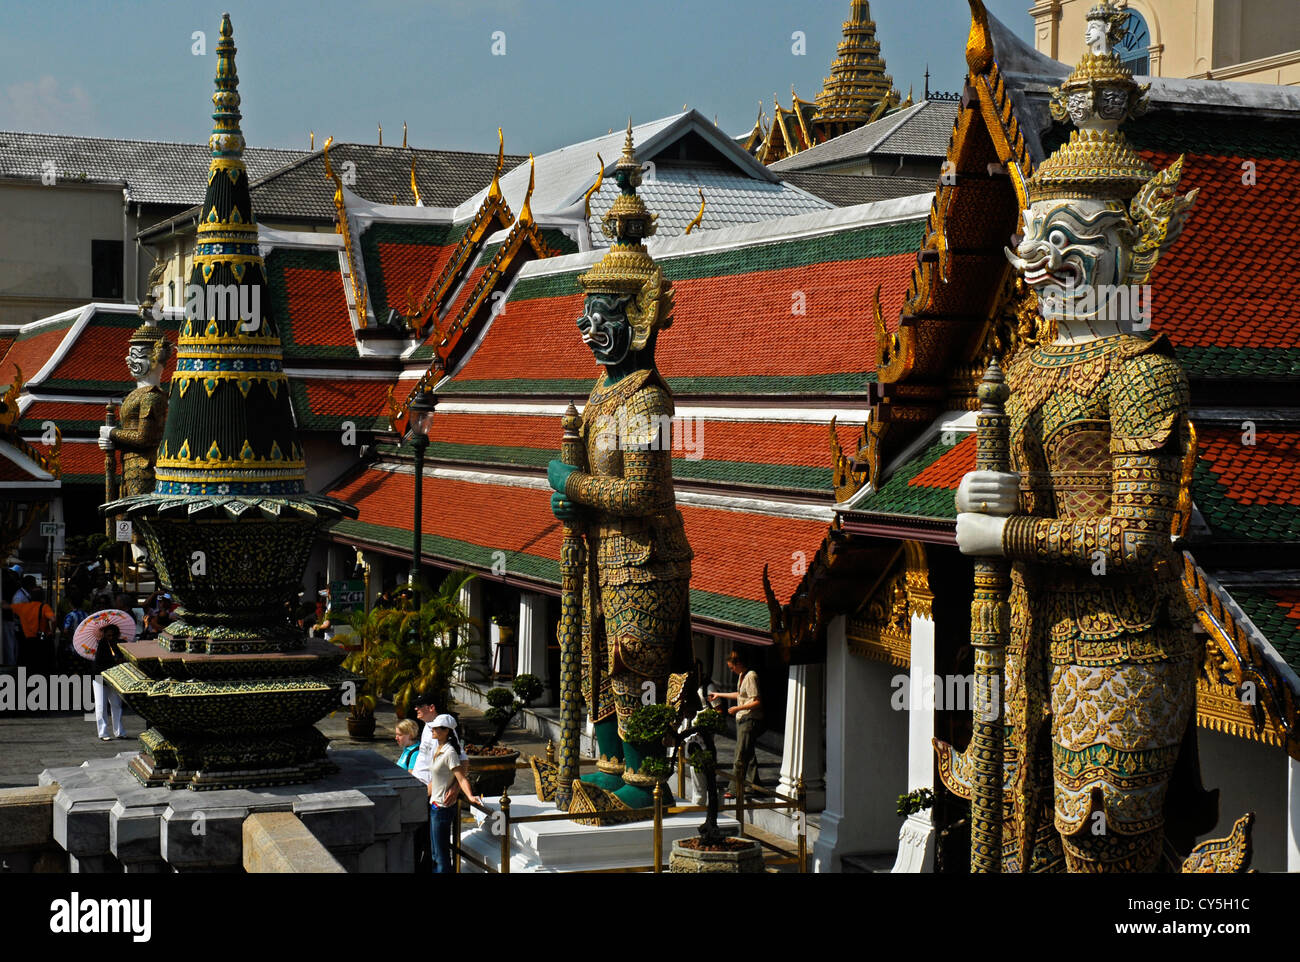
top-left (93, 675), bottom-right (125, 739)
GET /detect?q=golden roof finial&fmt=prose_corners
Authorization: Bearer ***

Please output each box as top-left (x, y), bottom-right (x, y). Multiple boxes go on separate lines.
top-left (309, 130), bottom-right (314, 150)
top-left (322, 135), bottom-right (335, 179)
top-left (402, 121), bottom-right (408, 148)
top-left (684, 189), bottom-right (706, 235)
top-left (619, 118), bottom-right (636, 168)
top-left (378, 122), bottom-right (383, 146)
top-left (518, 153), bottom-right (536, 227)
top-left (410, 156), bottom-right (422, 206)
top-left (582, 153), bottom-right (605, 220)
top-left (487, 127), bottom-right (505, 204)
top-left (966, 0), bottom-right (994, 74)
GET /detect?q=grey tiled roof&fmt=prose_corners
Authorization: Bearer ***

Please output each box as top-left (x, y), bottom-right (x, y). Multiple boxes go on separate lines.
top-left (768, 100), bottom-right (961, 172)
top-left (779, 171), bottom-right (935, 208)
top-left (243, 144), bottom-right (529, 221)
top-left (584, 165), bottom-right (830, 245)
top-left (0, 131), bottom-right (304, 205)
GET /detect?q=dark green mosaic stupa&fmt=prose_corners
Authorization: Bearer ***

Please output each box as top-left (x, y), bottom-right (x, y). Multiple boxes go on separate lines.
top-left (102, 13), bottom-right (358, 790)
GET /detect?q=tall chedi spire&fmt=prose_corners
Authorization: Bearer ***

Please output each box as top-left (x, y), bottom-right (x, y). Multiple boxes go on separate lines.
top-left (813, 0), bottom-right (899, 138)
top-left (101, 14), bottom-right (356, 792)
top-left (154, 12), bottom-right (303, 498)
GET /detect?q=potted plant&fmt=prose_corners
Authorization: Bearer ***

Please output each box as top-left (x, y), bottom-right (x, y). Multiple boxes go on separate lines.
top-left (465, 673), bottom-right (543, 796)
top-left (667, 705), bottom-right (764, 873)
top-left (336, 570), bottom-right (477, 737)
top-left (622, 702), bottom-right (679, 796)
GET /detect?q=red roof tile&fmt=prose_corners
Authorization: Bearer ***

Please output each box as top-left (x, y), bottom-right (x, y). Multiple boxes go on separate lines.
top-left (300, 378), bottom-right (393, 419)
top-left (0, 446), bottom-right (49, 482)
top-left (909, 433), bottom-right (976, 489)
top-left (1140, 149), bottom-right (1300, 352)
top-left (333, 466), bottom-right (827, 605)
top-left (661, 255), bottom-right (913, 378)
top-left (376, 242), bottom-right (460, 318)
top-left (1197, 426), bottom-right (1300, 506)
top-left (455, 253), bottom-right (915, 386)
top-left (49, 324), bottom-right (178, 386)
top-left (2, 326), bottom-right (72, 384)
top-left (29, 439), bottom-right (104, 479)
top-left (1269, 588), bottom-right (1300, 624)
top-left (281, 266), bottom-right (352, 347)
top-left (430, 412), bottom-right (846, 467)
top-left (454, 292), bottom-right (590, 383)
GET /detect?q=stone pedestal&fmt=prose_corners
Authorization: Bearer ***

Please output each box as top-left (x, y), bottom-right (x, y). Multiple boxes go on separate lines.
top-left (457, 794), bottom-right (739, 873)
top-left (40, 749), bottom-right (426, 872)
top-left (516, 593), bottom-right (551, 705)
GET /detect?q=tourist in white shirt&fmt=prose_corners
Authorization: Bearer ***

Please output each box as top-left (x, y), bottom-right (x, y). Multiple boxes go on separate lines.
top-left (427, 714), bottom-right (483, 873)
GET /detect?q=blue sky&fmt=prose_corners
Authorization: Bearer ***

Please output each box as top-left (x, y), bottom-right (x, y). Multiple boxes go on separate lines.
top-left (1, 0), bottom-right (1034, 155)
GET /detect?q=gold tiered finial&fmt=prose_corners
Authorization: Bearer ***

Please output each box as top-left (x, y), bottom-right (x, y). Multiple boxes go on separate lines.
top-left (1029, 0), bottom-right (1153, 204)
top-left (1025, 0), bottom-right (1198, 284)
top-left (578, 120), bottom-right (673, 352)
top-left (600, 120), bottom-right (656, 245)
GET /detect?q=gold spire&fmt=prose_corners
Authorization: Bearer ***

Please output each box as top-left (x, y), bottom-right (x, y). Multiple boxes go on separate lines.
top-left (518, 153), bottom-right (536, 227)
top-left (813, 0), bottom-right (898, 133)
top-left (582, 153), bottom-right (605, 220)
top-left (487, 127), bottom-right (505, 204)
top-left (402, 121), bottom-right (408, 148)
top-left (309, 130), bottom-right (314, 150)
top-left (410, 156), bottom-right (422, 206)
top-left (966, 0), bottom-right (994, 74)
top-left (684, 189), bottom-right (706, 235)
top-left (378, 122), bottom-right (383, 146)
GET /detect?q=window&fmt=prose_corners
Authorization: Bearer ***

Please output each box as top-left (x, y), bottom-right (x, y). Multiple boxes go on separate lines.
top-left (91, 240), bottom-right (124, 299)
top-left (1117, 9), bottom-right (1151, 74)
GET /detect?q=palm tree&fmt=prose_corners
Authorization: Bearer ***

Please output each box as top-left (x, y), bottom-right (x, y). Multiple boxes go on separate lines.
top-left (342, 569), bottom-right (477, 718)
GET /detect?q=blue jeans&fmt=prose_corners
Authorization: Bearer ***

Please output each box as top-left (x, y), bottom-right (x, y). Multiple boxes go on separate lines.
top-left (430, 803), bottom-right (456, 874)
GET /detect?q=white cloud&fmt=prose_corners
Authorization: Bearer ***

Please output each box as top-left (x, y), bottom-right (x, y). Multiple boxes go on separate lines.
top-left (0, 76), bottom-right (94, 132)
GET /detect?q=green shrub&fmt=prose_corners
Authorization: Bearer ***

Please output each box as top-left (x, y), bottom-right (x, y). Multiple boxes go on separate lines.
top-left (486, 687), bottom-right (515, 709)
top-left (625, 703), bottom-right (678, 745)
top-left (637, 756), bottom-right (674, 781)
top-left (512, 673), bottom-right (544, 705)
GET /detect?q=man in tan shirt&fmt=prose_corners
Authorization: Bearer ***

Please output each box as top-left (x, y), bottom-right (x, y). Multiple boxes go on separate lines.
top-left (711, 649), bottom-right (763, 798)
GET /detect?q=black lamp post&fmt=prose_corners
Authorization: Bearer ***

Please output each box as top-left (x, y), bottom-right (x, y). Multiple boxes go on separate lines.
top-left (407, 392), bottom-right (435, 607)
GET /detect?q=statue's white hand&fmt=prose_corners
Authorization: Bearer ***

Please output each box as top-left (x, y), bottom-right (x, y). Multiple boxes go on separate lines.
top-left (956, 513), bottom-right (1008, 557)
top-left (955, 470), bottom-right (1019, 515)
top-left (97, 424), bottom-right (114, 451)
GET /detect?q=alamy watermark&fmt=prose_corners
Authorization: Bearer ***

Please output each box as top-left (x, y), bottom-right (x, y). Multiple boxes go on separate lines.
top-left (146, 283), bottom-right (260, 330)
top-left (0, 669), bottom-right (96, 712)
top-left (591, 412), bottom-right (704, 461)
top-left (1039, 282), bottom-right (1153, 329)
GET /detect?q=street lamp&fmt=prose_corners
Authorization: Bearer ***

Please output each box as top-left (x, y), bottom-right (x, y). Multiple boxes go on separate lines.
top-left (407, 392), bottom-right (435, 606)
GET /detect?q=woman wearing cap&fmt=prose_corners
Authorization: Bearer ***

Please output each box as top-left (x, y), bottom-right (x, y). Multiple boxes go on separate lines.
top-left (427, 713), bottom-right (482, 873)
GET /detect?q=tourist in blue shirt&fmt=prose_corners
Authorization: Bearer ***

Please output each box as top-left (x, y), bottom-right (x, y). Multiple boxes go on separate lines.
top-left (395, 719), bottom-right (420, 771)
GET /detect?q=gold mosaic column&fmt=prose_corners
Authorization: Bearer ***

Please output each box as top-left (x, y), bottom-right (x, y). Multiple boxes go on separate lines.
top-left (970, 361), bottom-right (1010, 872)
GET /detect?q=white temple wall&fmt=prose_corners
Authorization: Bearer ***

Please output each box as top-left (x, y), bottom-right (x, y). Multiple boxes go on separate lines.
top-left (1197, 727), bottom-right (1286, 872)
top-left (814, 615), bottom-right (909, 872)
